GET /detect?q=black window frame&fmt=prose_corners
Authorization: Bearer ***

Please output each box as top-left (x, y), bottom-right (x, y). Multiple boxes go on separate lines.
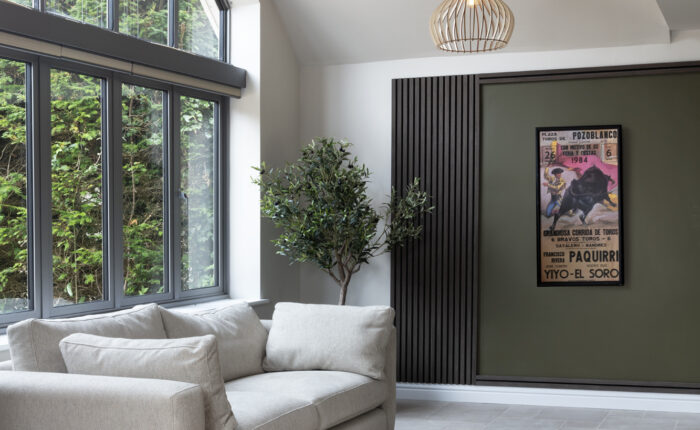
top-left (0, 48), bottom-right (42, 325)
top-left (39, 57), bottom-right (116, 318)
top-left (0, 1), bottom-right (244, 90)
top-left (26, 0), bottom-right (229, 62)
top-left (0, 44), bottom-right (229, 328)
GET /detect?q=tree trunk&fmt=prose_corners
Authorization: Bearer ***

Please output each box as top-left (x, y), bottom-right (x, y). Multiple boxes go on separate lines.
top-left (338, 277), bottom-right (351, 305)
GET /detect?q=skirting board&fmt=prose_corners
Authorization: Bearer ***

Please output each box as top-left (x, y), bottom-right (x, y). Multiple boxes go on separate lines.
top-left (396, 383), bottom-right (700, 413)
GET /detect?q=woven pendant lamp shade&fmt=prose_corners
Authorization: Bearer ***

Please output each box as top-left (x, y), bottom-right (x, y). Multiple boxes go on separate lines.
top-left (430, 0), bottom-right (515, 53)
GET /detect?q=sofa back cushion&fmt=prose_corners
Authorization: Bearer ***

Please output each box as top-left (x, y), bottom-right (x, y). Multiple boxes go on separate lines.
top-left (263, 302), bottom-right (395, 379)
top-left (159, 303), bottom-right (268, 381)
top-left (7, 303), bottom-right (166, 372)
top-left (59, 333), bottom-right (236, 430)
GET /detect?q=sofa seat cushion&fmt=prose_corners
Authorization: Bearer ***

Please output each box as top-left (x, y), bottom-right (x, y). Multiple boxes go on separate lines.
top-left (225, 371), bottom-right (387, 429)
top-left (225, 391), bottom-right (318, 430)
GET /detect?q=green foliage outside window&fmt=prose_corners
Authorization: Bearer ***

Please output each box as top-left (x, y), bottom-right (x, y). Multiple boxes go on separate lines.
top-left (46, 0), bottom-right (108, 28)
top-left (0, 59), bottom-right (218, 308)
top-left (0, 59), bottom-right (28, 314)
top-left (50, 69), bottom-right (104, 306)
top-left (178, 0), bottom-right (220, 59)
top-left (180, 96), bottom-right (216, 290)
top-left (27, 0), bottom-right (218, 58)
top-left (120, 0), bottom-right (169, 45)
top-left (6, 0), bottom-right (33, 8)
top-left (122, 84), bottom-right (165, 297)
top-left (0, 0), bottom-right (222, 311)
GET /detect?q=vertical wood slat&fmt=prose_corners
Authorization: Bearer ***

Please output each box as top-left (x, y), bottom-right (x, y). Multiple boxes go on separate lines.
top-left (391, 75), bottom-right (475, 385)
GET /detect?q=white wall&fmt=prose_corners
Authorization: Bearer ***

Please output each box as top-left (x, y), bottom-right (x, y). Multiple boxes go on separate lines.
top-left (230, 0), bottom-right (262, 302)
top-left (229, 0), bottom-right (301, 317)
top-left (299, 30), bottom-right (700, 307)
top-left (258, 0), bottom-right (301, 318)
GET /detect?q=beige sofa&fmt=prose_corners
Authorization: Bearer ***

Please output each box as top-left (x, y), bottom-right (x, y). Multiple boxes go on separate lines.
top-left (0, 306), bottom-right (396, 430)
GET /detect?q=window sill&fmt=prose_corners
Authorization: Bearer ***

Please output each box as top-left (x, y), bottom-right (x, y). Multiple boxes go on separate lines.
top-left (0, 297), bottom-right (270, 355)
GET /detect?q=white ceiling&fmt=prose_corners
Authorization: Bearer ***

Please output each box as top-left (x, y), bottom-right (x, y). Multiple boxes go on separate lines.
top-left (271, 0), bottom-right (700, 66)
top-left (657, 0), bottom-right (700, 30)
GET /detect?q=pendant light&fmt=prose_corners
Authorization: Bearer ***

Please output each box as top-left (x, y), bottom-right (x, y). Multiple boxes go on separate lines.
top-left (430, 0), bottom-right (515, 53)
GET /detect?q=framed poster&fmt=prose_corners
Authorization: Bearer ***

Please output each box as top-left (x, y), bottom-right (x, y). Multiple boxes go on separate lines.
top-left (536, 125), bottom-right (623, 286)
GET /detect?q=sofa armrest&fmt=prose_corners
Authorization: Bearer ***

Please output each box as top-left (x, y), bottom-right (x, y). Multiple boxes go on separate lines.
top-left (382, 326), bottom-right (396, 430)
top-left (0, 371), bottom-right (205, 430)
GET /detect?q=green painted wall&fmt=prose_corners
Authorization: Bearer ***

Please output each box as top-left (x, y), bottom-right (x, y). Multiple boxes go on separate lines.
top-left (479, 72), bottom-right (700, 383)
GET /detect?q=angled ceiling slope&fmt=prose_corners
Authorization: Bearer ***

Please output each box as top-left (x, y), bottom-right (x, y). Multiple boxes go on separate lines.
top-left (656, 0), bottom-right (700, 30)
top-left (272, 0), bottom-right (673, 66)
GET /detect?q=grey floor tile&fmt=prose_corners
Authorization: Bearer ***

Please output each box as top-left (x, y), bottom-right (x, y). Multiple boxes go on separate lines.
top-left (561, 419), bottom-right (604, 429)
top-left (645, 411), bottom-right (700, 424)
top-left (605, 409), bottom-right (645, 418)
top-left (437, 421), bottom-right (489, 430)
top-left (536, 407), bottom-right (609, 423)
top-left (395, 399), bottom-right (700, 430)
top-left (396, 418), bottom-right (486, 430)
top-left (397, 400), bottom-right (449, 419)
top-left (501, 405), bottom-right (545, 419)
top-left (396, 417), bottom-right (448, 430)
top-left (485, 416), bottom-right (565, 429)
top-left (598, 414), bottom-right (677, 430)
top-left (432, 402), bottom-right (508, 423)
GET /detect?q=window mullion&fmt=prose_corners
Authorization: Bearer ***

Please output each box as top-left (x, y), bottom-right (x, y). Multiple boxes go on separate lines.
top-left (110, 0), bottom-right (118, 32)
top-left (169, 0), bottom-right (177, 48)
top-left (28, 57), bottom-right (42, 320)
top-left (171, 90), bottom-right (182, 300)
top-left (110, 75), bottom-right (123, 309)
top-left (163, 87), bottom-right (173, 302)
top-left (215, 99), bottom-right (224, 291)
top-left (37, 59), bottom-right (52, 318)
top-left (101, 73), bottom-right (115, 309)
top-left (219, 9), bottom-right (227, 63)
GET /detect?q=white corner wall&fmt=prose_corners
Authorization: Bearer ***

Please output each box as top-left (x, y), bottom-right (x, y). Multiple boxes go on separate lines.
top-left (229, 0), bottom-right (262, 302)
top-left (229, 0), bottom-right (300, 317)
top-left (299, 30), bottom-right (700, 307)
top-left (258, 0), bottom-right (301, 318)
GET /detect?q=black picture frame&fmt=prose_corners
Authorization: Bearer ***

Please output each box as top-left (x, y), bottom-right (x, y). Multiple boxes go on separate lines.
top-left (535, 125), bottom-right (624, 286)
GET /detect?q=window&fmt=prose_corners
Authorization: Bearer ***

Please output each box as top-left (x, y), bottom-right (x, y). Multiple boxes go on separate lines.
top-left (119, 0), bottom-right (168, 45)
top-left (178, 0), bottom-right (220, 59)
top-left (50, 69), bottom-right (105, 307)
top-left (5, 0), bottom-right (228, 62)
top-left (0, 48), bottom-right (227, 327)
top-left (46, 0), bottom-right (108, 27)
top-left (0, 0), bottom-right (241, 326)
top-left (0, 58), bottom-right (29, 315)
top-left (179, 96), bottom-right (216, 290)
top-left (6, 0), bottom-right (32, 8)
top-left (121, 84), bottom-right (166, 297)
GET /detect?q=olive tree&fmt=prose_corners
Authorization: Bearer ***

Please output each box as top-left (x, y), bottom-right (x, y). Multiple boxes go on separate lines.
top-left (254, 138), bottom-right (432, 305)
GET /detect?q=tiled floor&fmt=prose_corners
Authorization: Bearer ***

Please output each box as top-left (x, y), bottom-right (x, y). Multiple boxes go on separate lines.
top-left (396, 399), bottom-right (700, 430)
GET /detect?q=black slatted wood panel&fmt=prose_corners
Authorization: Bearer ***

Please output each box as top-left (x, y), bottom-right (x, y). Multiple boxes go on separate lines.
top-left (391, 75), bottom-right (477, 385)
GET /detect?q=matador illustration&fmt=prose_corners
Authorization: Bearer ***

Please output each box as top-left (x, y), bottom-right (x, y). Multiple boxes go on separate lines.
top-left (543, 167), bottom-right (566, 217)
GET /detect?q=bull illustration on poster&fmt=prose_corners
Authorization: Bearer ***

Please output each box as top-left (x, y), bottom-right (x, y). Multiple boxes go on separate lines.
top-left (536, 125), bottom-right (624, 286)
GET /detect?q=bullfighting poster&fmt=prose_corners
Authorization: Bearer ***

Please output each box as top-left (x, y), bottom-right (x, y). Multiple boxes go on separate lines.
top-left (536, 125), bottom-right (623, 286)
